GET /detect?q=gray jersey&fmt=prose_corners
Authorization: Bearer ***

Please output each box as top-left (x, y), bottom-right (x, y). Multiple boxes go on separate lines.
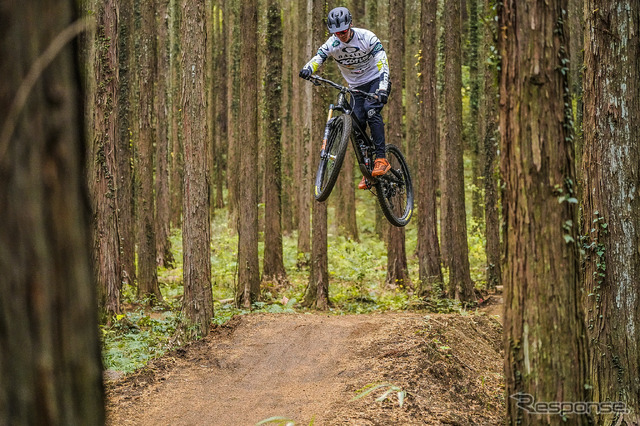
top-left (304, 28), bottom-right (389, 91)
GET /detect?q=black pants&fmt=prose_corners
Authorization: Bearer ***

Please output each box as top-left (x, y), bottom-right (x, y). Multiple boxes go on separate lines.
top-left (352, 78), bottom-right (386, 159)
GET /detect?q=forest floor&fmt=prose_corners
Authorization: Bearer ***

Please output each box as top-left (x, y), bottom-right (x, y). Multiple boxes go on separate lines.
top-left (105, 298), bottom-right (505, 425)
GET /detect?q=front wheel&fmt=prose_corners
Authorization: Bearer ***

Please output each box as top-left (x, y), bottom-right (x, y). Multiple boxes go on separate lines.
top-left (375, 144), bottom-right (414, 227)
top-left (314, 114), bottom-right (352, 202)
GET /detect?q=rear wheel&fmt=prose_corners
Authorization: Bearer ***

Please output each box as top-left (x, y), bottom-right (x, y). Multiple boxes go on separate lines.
top-left (314, 114), bottom-right (351, 202)
top-left (375, 144), bottom-right (413, 227)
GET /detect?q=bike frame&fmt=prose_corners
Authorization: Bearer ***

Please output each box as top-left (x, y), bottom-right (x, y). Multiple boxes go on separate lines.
top-left (312, 75), bottom-right (378, 182)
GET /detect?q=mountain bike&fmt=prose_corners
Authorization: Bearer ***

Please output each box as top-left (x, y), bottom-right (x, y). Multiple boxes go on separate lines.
top-left (308, 74), bottom-right (413, 227)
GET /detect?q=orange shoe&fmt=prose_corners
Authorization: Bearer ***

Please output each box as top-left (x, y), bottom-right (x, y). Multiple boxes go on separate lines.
top-left (358, 176), bottom-right (370, 189)
top-left (372, 158), bottom-right (391, 177)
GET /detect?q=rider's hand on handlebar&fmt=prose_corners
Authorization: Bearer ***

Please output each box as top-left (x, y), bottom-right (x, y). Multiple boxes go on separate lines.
top-left (299, 67), bottom-right (312, 80)
top-left (376, 89), bottom-right (388, 104)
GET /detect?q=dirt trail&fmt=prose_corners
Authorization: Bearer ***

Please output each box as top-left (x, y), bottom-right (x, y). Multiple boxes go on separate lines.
top-left (106, 311), bottom-right (504, 425)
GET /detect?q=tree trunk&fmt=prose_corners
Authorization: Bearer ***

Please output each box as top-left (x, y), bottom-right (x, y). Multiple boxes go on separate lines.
top-left (442, 0), bottom-right (475, 302)
top-left (480, 0), bottom-right (501, 290)
top-left (262, 0), bottom-right (288, 284)
top-left (117, 0), bottom-right (136, 287)
top-left (235, 0), bottom-right (260, 308)
top-left (417, 0), bottom-right (444, 296)
top-left (91, 0), bottom-right (122, 322)
top-left (0, 2), bottom-right (104, 422)
top-left (305, 0), bottom-right (330, 310)
top-left (583, 1), bottom-right (640, 422)
top-left (296, 0), bottom-right (313, 260)
top-left (136, 0), bottom-right (162, 302)
top-left (180, 0), bottom-right (214, 337)
top-left (385, 0), bottom-right (410, 289)
top-left (156, 0), bottom-right (174, 269)
top-left (206, 0), bottom-right (216, 220)
top-left (169, 0), bottom-right (184, 229)
top-left (213, 2), bottom-right (227, 210)
top-left (280, 0), bottom-right (295, 234)
top-left (499, 0), bottom-right (590, 423)
top-left (226, 0), bottom-right (241, 229)
top-left (404, 0), bottom-right (420, 180)
top-left (468, 0), bottom-right (483, 226)
top-left (569, 0), bottom-right (583, 183)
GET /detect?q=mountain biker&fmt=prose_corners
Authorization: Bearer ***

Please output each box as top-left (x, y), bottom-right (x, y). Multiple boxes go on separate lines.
top-left (299, 6), bottom-right (390, 189)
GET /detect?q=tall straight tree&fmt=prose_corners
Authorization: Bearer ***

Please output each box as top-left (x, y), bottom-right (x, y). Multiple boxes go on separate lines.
top-left (583, 0), bottom-right (640, 422)
top-left (404, 0), bottom-right (420, 177)
top-left (169, 0), bottom-right (184, 230)
top-left (226, 0), bottom-right (241, 228)
top-left (416, 0), bottom-right (443, 295)
top-left (0, 3), bottom-right (104, 422)
top-left (305, 0), bottom-right (330, 309)
top-left (297, 0), bottom-right (313, 259)
top-left (442, 0), bottom-right (475, 301)
top-left (235, 0), bottom-right (260, 308)
top-left (385, 0), bottom-right (409, 288)
top-left (263, 0), bottom-right (288, 284)
top-left (156, 0), bottom-right (174, 269)
top-left (136, 0), bottom-right (162, 302)
top-left (480, 0), bottom-right (500, 289)
top-left (499, 1), bottom-right (590, 424)
top-left (280, 0), bottom-right (296, 234)
top-left (90, 0), bottom-right (122, 321)
top-left (117, 0), bottom-right (136, 287)
top-left (181, 0), bottom-right (214, 336)
top-left (213, 2), bottom-right (226, 210)
top-left (468, 0), bottom-right (483, 224)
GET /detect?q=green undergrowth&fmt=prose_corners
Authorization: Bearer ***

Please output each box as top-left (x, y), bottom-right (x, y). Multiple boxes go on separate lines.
top-left (102, 180), bottom-right (490, 374)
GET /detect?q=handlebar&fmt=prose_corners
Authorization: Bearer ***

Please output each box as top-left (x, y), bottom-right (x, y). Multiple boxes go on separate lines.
top-left (308, 75), bottom-right (379, 101)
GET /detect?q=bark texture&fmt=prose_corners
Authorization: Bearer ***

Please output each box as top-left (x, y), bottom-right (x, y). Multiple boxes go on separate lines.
top-left (262, 0), bottom-right (287, 285)
top-left (91, 0), bottom-right (122, 321)
top-left (480, 0), bottom-right (501, 289)
top-left (442, 0), bottom-right (475, 301)
top-left (135, 0), bottom-right (161, 302)
top-left (417, 0), bottom-right (444, 295)
top-left (169, 0), bottom-right (184, 229)
top-left (181, 0), bottom-right (214, 336)
top-left (116, 0), bottom-right (136, 287)
top-left (386, 0), bottom-right (410, 289)
top-left (305, 0), bottom-right (329, 310)
top-left (297, 0), bottom-right (313, 259)
top-left (155, 0), bottom-right (174, 269)
top-left (235, 0), bottom-right (260, 308)
top-left (582, 0), bottom-right (640, 422)
top-left (499, 1), bottom-right (590, 423)
top-left (0, 2), bottom-right (104, 422)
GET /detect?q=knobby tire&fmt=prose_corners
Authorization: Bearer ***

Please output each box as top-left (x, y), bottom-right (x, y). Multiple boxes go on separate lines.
top-left (314, 114), bottom-right (351, 202)
top-left (375, 144), bottom-right (413, 227)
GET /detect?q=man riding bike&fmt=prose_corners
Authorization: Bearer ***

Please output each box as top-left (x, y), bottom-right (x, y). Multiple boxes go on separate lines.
top-left (299, 6), bottom-right (390, 189)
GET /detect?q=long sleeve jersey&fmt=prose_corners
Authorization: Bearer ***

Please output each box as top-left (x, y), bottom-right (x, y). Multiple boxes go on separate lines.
top-left (304, 28), bottom-right (389, 91)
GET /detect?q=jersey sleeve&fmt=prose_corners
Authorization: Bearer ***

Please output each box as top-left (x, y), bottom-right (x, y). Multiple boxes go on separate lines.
top-left (369, 34), bottom-right (390, 91)
top-left (304, 38), bottom-right (333, 73)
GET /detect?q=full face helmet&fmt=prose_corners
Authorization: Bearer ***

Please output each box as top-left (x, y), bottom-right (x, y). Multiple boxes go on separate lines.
top-left (327, 7), bottom-right (352, 34)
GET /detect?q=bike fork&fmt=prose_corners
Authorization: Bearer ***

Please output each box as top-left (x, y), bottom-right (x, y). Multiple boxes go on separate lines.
top-left (319, 105), bottom-right (334, 158)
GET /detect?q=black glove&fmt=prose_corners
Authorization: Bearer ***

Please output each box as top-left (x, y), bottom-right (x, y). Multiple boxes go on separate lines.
top-left (299, 67), bottom-right (312, 80)
top-left (376, 89), bottom-right (388, 104)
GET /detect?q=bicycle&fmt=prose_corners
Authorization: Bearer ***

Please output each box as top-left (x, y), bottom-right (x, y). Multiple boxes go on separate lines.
top-left (307, 74), bottom-right (413, 227)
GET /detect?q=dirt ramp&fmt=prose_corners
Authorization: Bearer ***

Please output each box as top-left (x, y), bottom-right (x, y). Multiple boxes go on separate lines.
top-left (106, 312), bottom-right (503, 425)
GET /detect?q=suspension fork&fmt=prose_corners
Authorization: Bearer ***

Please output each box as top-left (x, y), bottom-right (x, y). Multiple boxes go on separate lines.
top-left (319, 105), bottom-right (335, 158)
